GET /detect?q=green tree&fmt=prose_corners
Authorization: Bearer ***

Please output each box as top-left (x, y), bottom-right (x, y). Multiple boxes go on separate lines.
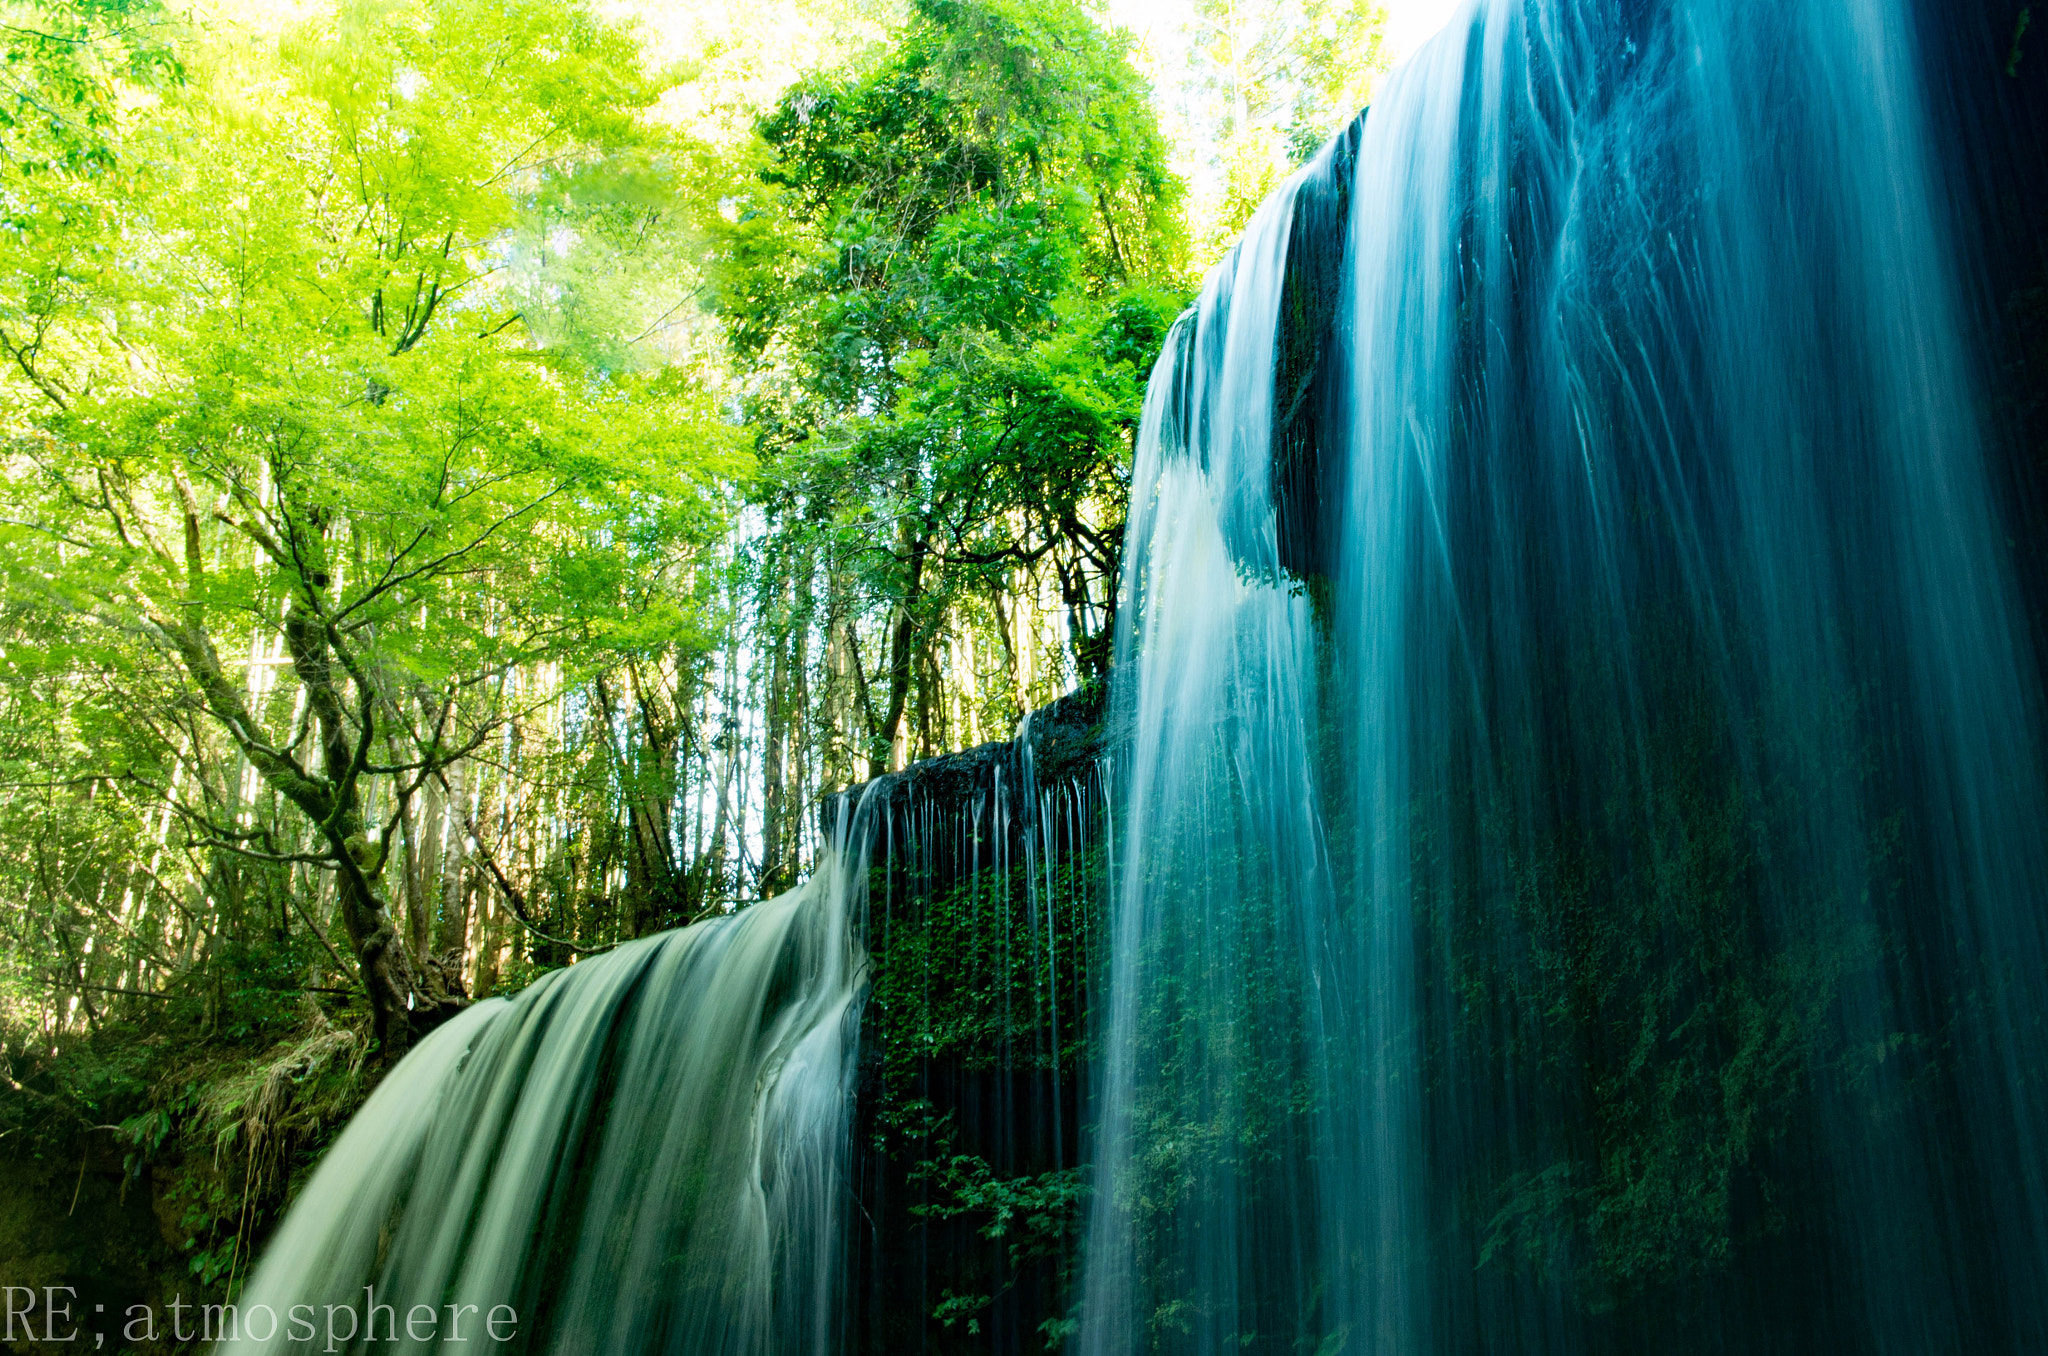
top-left (0, 0), bottom-right (179, 181)
top-left (719, 0), bottom-right (1187, 803)
top-left (1185, 0), bottom-right (1387, 250)
top-left (0, 0), bottom-right (742, 1052)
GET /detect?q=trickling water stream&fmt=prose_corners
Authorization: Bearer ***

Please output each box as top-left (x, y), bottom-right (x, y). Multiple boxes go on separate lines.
top-left (850, 692), bottom-right (1109, 1352)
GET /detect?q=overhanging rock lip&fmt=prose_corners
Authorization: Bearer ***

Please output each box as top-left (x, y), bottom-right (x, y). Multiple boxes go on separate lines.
top-left (822, 680), bottom-right (1111, 835)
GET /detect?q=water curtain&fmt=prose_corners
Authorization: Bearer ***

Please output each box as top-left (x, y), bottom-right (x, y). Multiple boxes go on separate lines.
top-left (220, 805), bottom-right (873, 1356)
top-left (1083, 1), bottom-right (2048, 1351)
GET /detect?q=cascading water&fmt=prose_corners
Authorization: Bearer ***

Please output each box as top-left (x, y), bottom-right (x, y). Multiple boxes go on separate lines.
top-left (852, 694), bottom-right (1109, 1351)
top-left (219, 807), bottom-right (872, 1356)
top-left (1079, 136), bottom-right (1347, 1356)
top-left (216, 704), bottom-right (1109, 1356)
top-left (206, 2), bottom-right (2047, 1349)
top-left (1083, 1), bottom-right (2048, 1353)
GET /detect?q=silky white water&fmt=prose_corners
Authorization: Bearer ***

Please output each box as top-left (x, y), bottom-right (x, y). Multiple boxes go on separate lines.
top-left (219, 813), bottom-right (871, 1356)
top-left (1081, 0), bottom-right (2048, 1351)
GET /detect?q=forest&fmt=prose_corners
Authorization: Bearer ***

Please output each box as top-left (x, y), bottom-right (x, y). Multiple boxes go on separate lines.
top-left (0, 0), bottom-right (1382, 1334)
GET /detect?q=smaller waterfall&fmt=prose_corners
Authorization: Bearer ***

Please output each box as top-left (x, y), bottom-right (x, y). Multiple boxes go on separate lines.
top-left (220, 809), bottom-right (873, 1356)
top-left (1077, 137), bottom-right (1345, 1355)
top-left (850, 693), bottom-right (1108, 1351)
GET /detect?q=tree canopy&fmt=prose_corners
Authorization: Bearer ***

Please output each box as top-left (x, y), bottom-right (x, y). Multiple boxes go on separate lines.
top-left (720, 0), bottom-right (1187, 841)
top-left (1, 0), bottom-right (744, 1050)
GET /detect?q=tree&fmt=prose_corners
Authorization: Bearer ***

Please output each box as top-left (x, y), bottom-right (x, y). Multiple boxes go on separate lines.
top-left (0, 0), bottom-right (742, 1053)
top-left (1120, 0), bottom-right (1386, 259)
top-left (717, 0), bottom-right (1188, 793)
top-left (0, 0), bottom-right (179, 182)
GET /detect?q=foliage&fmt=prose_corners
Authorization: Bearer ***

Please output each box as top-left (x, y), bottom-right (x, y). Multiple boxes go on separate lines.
top-left (0, 0), bottom-right (747, 1054)
top-left (865, 829), bottom-right (1101, 1146)
top-left (0, 0), bottom-right (181, 183)
top-left (712, 0), bottom-right (1189, 811)
top-left (0, 992), bottom-right (379, 1311)
top-left (1185, 0), bottom-right (1386, 247)
top-left (855, 756), bottom-right (1109, 1351)
top-left (911, 1155), bottom-right (1087, 1338)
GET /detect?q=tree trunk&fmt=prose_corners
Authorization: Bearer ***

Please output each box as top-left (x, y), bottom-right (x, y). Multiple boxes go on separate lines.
top-left (760, 558), bottom-right (792, 893)
top-left (877, 530), bottom-right (929, 776)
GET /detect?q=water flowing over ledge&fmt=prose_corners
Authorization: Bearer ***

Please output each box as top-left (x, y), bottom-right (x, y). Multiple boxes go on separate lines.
top-left (220, 807), bottom-right (872, 1356)
top-left (217, 1), bottom-right (2048, 1351)
top-left (1080, 0), bottom-right (2048, 1350)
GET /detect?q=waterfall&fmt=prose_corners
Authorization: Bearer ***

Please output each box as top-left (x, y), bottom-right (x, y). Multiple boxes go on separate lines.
top-left (1078, 136), bottom-right (1343, 1356)
top-left (853, 695), bottom-right (1108, 1350)
top-left (204, 1), bottom-right (2047, 1348)
top-left (1084, 0), bottom-right (2048, 1353)
top-left (219, 808), bottom-right (872, 1356)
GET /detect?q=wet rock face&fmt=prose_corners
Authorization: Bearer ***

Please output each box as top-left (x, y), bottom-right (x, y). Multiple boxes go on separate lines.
top-left (0, 1138), bottom-right (185, 1353)
top-left (1272, 113), bottom-right (1364, 585)
top-left (833, 682), bottom-right (1108, 835)
top-left (832, 683), bottom-right (1108, 1354)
